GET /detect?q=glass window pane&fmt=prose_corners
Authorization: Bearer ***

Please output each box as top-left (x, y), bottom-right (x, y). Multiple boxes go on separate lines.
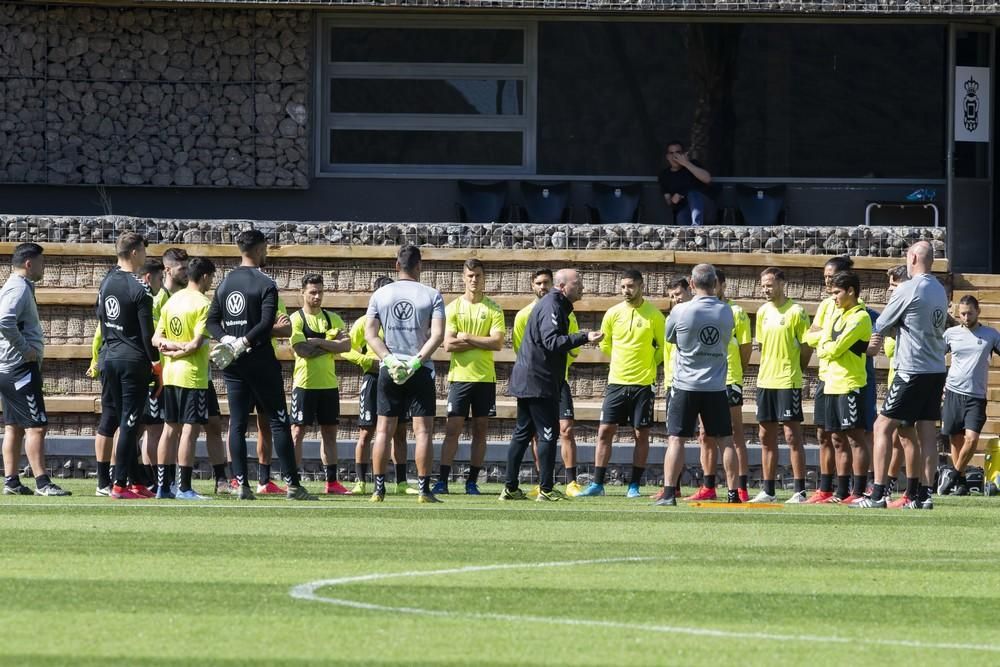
top-left (330, 130), bottom-right (523, 166)
top-left (331, 79), bottom-right (524, 115)
top-left (536, 22), bottom-right (945, 178)
top-left (330, 27), bottom-right (524, 64)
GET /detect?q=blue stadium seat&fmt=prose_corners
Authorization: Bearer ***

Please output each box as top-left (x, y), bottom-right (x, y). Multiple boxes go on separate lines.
top-left (457, 180), bottom-right (510, 224)
top-left (519, 181), bottom-right (571, 224)
top-left (735, 184), bottom-right (786, 226)
top-left (588, 182), bottom-right (641, 224)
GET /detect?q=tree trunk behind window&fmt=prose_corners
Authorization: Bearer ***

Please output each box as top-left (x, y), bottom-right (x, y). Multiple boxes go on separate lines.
top-left (686, 24), bottom-right (742, 175)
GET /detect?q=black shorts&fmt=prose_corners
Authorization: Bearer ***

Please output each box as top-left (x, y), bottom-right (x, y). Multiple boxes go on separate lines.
top-left (822, 389), bottom-right (866, 433)
top-left (377, 365), bottom-right (436, 418)
top-left (559, 382), bottom-right (575, 421)
top-left (756, 388), bottom-right (803, 423)
top-left (359, 373), bottom-right (410, 427)
top-left (881, 372), bottom-right (946, 423)
top-left (291, 387), bottom-right (340, 426)
top-left (941, 389), bottom-right (987, 436)
top-left (207, 381), bottom-right (221, 418)
top-left (163, 386), bottom-right (209, 425)
top-left (600, 384), bottom-right (654, 428)
top-left (447, 381), bottom-right (496, 419)
top-left (813, 381), bottom-right (827, 428)
top-left (143, 384), bottom-right (164, 425)
top-left (727, 384), bottom-right (744, 408)
top-left (667, 387), bottom-right (732, 438)
top-left (0, 362), bottom-right (47, 428)
top-left (100, 357), bottom-right (154, 435)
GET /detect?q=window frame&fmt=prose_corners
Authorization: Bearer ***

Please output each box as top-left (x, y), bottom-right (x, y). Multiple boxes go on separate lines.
top-left (316, 16), bottom-right (537, 177)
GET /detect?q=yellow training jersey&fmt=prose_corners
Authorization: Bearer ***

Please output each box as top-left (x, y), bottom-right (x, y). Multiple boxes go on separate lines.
top-left (289, 308), bottom-right (346, 390)
top-left (340, 316), bottom-right (377, 374)
top-left (152, 288), bottom-right (169, 327)
top-left (446, 295), bottom-right (506, 383)
top-left (755, 299), bottom-right (810, 389)
top-left (803, 296), bottom-right (837, 382)
top-left (599, 299), bottom-right (665, 386)
top-left (885, 335), bottom-right (897, 385)
top-left (514, 300), bottom-right (578, 379)
top-left (271, 297), bottom-right (287, 354)
top-left (726, 300), bottom-right (752, 386)
top-left (663, 341), bottom-right (675, 388)
top-left (156, 287), bottom-right (211, 389)
top-left (816, 304), bottom-right (872, 394)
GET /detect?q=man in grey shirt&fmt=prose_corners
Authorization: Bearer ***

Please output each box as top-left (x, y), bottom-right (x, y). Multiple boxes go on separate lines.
top-left (656, 263), bottom-right (735, 506)
top-left (937, 295), bottom-right (1000, 496)
top-left (0, 243), bottom-right (69, 496)
top-left (366, 244), bottom-right (446, 503)
top-left (857, 241), bottom-right (947, 510)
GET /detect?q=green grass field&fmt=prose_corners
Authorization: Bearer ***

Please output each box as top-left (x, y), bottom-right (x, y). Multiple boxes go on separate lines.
top-left (2, 479), bottom-right (998, 666)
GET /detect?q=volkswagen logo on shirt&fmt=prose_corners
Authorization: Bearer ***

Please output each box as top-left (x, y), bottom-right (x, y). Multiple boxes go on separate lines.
top-left (104, 296), bottom-right (120, 320)
top-left (226, 291), bottom-right (246, 316)
top-left (699, 325), bottom-right (721, 346)
top-left (392, 300), bottom-right (415, 321)
top-left (169, 316), bottom-right (184, 337)
top-left (933, 308), bottom-right (945, 329)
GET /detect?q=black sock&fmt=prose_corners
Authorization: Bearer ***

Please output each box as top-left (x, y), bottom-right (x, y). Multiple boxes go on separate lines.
top-left (764, 480), bottom-right (776, 496)
top-left (852, 474), bottom-right (867, 495)
top-left (419, 476), bottom-right (430, 494)
top-left (35, 474), bottom-right (51, 489)
top-left (594, 466), bottom-right (607, 485)
top-left (919, 485), bottom-right (933, 502)
top-left (213, 464), bottom-right (227, 482)
top-left (167, 464), bottom-right (176, 489)
top-left (392, 464), bottom-right (405, 485)
top-left (661, 485), bottom-right (676, 500)
top-left (630, 466), bottom-right (645, 486)
top-left (906, 477), bottom-right (920, 499)
top-left (871, 483), bottom-right (886, 502)
top-left (467, 466), bottom-right (481, 485)
top-left (566, 466), bottom-right (578, 484)
top-left (258, 463), bottom-right (271, 484)
top-left (180, 466), bottom-right (193, 492)
top-left (957, 473), bottom-right (967, 486)
top-left (739, 474), bottom-right (748, 491)
top-left (728, 489), bottom-right (740, 502)
top-left (97, 462), bottom-right (112, 488)
top-left (794, 478), bottom-right (806, 494)
top-left (374, 474), bottom-right (385, 495)
top-left (704, 474), bottom-right (716, 489)
top-left (438, 464), bottom-right (451, 484)
top-left (325, 465), bottom-right (337, 484)
top-left (156, 465), bottom-right (167, 490)
top-left (4, 474), bottom-right (19, 488)
top-left (356, 463), bottom-right (369, 483)
top-left (820, 473), bottom-right (834, 493)
top-left (836, 475), bottom-right (850, 499)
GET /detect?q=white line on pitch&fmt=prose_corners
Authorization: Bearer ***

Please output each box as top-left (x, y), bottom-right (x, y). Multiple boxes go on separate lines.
top-left (0, 501), bottom-right (909, 518)
top-left (290, 557), bottom-right (1000, 654)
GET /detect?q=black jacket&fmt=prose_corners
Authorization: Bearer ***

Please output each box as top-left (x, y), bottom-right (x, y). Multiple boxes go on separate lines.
top-left (509, 289), bottom-right (588, 399)
top-left (96, 267), bottom-right (158, 364)
top-left (206, 266), bottom-right (279, 364)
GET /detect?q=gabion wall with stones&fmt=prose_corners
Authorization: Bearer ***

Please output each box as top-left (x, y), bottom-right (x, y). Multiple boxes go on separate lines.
top-left (0, 215), bottom-right (946, 258)
top-left (0, 4), bottom-right (310, 188)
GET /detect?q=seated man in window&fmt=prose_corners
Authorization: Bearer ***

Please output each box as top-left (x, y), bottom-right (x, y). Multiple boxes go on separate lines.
top-left (658, 140), bottom-right (715, 226)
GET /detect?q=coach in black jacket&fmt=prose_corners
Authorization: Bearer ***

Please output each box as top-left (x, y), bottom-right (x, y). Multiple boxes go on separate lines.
top-left (502, 269), bottom-right (603, 501)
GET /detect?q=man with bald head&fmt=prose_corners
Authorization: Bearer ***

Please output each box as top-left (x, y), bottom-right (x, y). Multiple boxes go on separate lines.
top-left (502, 269), bottom-right (603, 502)
top-left (855, 241), bottom-right (947, 510)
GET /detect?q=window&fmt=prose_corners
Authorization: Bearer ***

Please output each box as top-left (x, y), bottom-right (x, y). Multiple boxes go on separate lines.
top-left (536, 22), bottom-right (946, 179)
top-left (319, 19), bottom-right (536, 175)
